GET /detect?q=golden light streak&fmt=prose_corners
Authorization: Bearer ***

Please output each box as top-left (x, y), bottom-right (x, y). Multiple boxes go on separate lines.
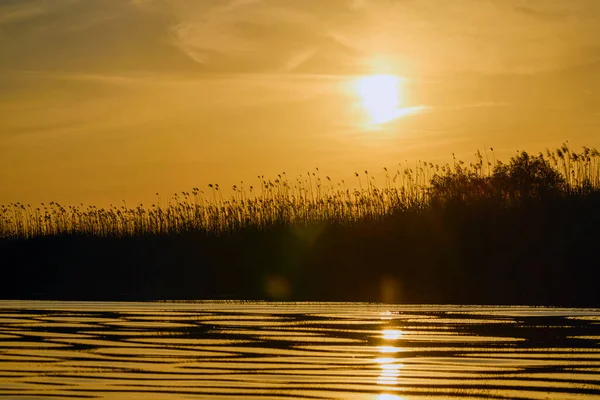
top-left (381, 329), bottom-right (404, 340)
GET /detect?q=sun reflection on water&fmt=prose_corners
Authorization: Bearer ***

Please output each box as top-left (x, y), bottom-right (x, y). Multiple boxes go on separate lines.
top-left (381, 329), bottom-right (404, 340)
top-left (377, 359), bottom-right (403, 386)
top-left (377, 394), bottom-right (405, 400)
top-left (378, 345), bottom-right (403, 353)
top-left (376, 326), bottom-right (406, 394)
top-left (380, 311), bottom-right (394, 320)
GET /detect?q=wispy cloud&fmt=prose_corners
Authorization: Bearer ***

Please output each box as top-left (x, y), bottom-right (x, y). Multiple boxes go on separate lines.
top-left (442, 102), bottom-right (513, 110)
top-left (130, 0), bottom-right (600, 77)
top-left (8, 70), bottom-right (167, 86)
top-left (0, 0), bottom-right (78, 25)
top-left (133, 0), bottom-right (365, 74)
top-left (283, 48), bottom-right (318, 73)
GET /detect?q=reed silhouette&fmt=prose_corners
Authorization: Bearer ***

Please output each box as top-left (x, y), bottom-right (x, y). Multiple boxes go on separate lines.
top-left (1, 143), bottom-right (599, 305)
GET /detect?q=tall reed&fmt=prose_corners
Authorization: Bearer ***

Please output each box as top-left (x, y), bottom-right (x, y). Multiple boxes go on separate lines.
top-left (1, 144), bottom-right (598, 239)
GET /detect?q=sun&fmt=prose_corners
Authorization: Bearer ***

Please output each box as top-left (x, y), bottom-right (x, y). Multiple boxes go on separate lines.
top-left (355, 74), bottom-right (403, 125)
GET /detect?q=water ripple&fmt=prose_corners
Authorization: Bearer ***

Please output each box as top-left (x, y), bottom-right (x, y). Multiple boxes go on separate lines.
top-left (0, 302), bottom-right (599, 399)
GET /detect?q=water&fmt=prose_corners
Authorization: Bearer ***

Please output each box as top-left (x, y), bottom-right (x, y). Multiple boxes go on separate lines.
top-left (1, 302), bottom-right (599, 400)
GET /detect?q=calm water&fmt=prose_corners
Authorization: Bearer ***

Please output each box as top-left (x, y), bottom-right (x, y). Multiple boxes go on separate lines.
top-left (0, 302), bottom-right (599, 400)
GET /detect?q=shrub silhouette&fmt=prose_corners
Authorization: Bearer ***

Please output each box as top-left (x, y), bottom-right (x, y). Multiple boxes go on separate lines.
top-left (430, 151), bottom-right (568, 204)
top-left (492, 151), bottom-right (565, 200)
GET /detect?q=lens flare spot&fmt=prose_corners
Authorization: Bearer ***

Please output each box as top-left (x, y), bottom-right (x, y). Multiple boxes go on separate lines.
top-left (264, 275), bottom-right (291, 300)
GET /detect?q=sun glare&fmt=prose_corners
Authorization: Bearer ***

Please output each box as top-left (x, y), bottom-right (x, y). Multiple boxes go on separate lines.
top-left (382, 329), bottom-right (404, 340)
top-left (356, 74), bottom-right (403, 125)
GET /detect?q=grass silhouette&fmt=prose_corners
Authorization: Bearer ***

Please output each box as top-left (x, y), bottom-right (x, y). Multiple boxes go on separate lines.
top-left (1, 143), bottom-right (599, 305)
top-left (2, 143), bottom-right (598, 238)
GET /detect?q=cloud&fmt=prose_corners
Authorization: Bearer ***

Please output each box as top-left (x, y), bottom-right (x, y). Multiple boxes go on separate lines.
top-left (129, 0), bottom-right (600, 77)
top-left (443, 102), bottom-right (512, 110)
top-left (0, 0), bottom-right (200, 74)
top-left (132, 0), bottom-right (365, 74)
top-left (6, 70), bottom-right (167, 86)
top-left (283, 48), bottom-right (318, 73)
top-left (0, 0), bottom-right (78, 25)
top-left (4, 0), bottom-right (600, 78)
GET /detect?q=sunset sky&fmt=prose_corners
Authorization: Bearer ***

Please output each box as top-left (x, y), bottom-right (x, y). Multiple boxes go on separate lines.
top-left (1, 0), bottom-right (599, 206)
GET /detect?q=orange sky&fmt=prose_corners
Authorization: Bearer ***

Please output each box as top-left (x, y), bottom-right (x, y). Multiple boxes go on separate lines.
top-left (1, 0), bottom-right (599, 206)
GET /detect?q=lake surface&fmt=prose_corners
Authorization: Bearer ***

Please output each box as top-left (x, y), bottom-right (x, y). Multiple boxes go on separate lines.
top-left (0, 302), bottom-right (599, 399)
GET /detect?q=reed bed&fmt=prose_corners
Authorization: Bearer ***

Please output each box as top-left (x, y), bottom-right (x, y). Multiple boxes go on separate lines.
top-left (1, 144), bottom-right (599, 239)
